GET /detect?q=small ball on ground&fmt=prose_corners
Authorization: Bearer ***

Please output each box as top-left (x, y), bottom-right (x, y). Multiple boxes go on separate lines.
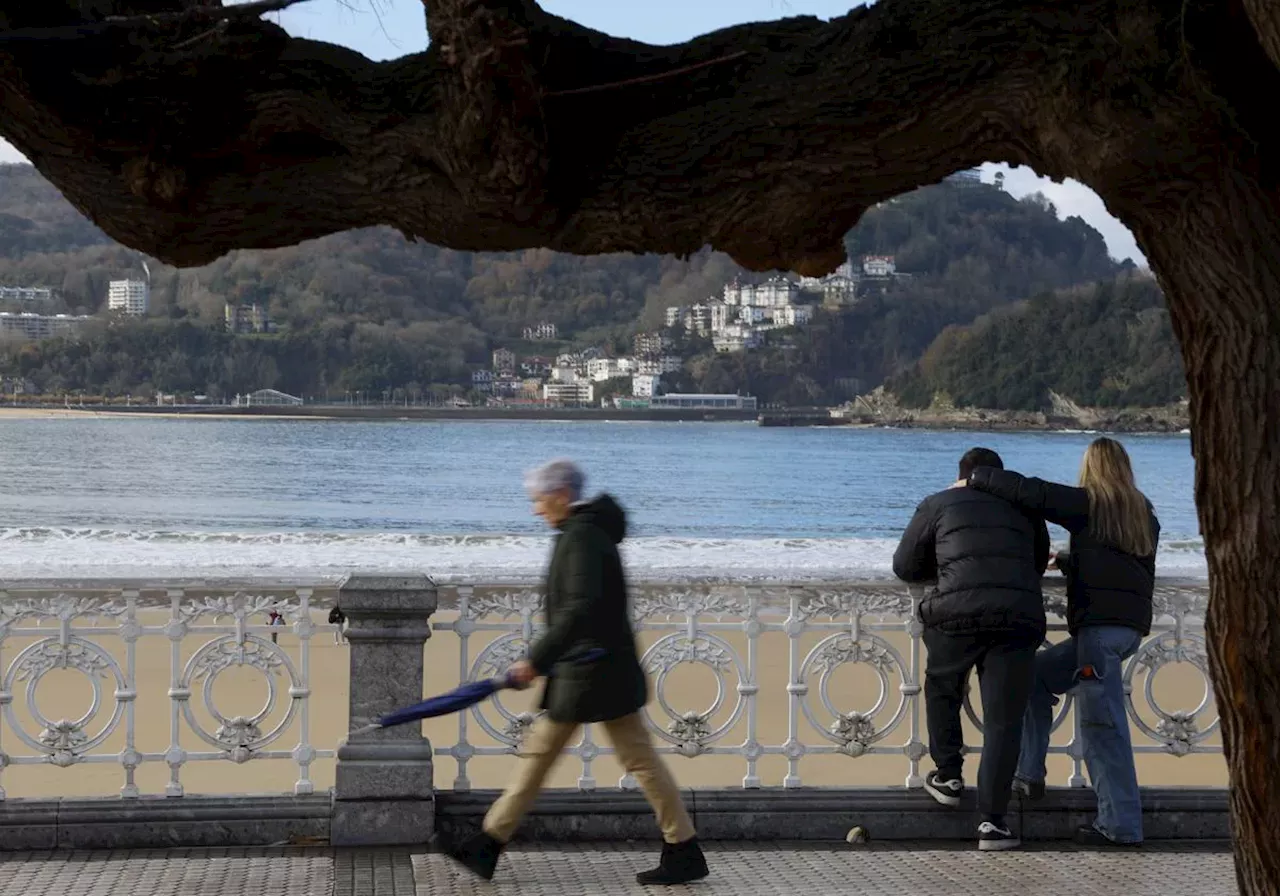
top-left (846, 825), bottom-right (869, 844)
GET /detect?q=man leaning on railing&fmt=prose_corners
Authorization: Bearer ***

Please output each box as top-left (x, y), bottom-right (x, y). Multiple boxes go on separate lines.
top-left (893, 447), bottom-right (1050, 852)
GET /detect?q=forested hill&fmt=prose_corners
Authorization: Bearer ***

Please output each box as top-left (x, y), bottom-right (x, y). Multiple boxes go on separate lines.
top-left (887, 273), bottom-right (1186, 411)
top-left (0, 163), bottom-right (1129, 402)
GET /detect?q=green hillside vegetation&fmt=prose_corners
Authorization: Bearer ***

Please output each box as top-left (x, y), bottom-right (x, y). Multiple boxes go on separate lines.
top-left (0, 163), bottom-right (1138, 404)
top-left (888, 274), bottom-right (1186, 411)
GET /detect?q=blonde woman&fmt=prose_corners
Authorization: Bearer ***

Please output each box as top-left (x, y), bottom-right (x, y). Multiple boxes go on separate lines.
top-left (967, 437), bottom-right (1159, 848)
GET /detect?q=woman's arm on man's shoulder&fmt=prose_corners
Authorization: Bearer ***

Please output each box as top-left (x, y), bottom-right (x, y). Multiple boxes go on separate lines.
top-left (968, 467), bottom-right (1091, 531)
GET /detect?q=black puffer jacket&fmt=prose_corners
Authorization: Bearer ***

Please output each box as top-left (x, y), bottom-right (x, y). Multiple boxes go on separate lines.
top-left (967, 467), bottom-right (1159, 636)
top-left (893, 486), bottom-right (1049, 637)
top-left (528, 494), bottom-right (649, 724)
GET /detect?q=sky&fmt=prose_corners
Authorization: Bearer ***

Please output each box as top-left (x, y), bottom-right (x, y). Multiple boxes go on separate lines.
top-left (0, 0), bottom-right (1145, 264)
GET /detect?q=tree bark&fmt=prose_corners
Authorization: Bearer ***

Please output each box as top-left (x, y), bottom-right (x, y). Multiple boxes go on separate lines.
top-left (0, 0), bottom-right (1164, 272)
top-left (1122, 158), bottom-right (1280, 893)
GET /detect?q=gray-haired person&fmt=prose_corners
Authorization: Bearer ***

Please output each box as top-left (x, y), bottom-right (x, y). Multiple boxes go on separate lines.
top-left (443, 459), bottom-right (708, 885)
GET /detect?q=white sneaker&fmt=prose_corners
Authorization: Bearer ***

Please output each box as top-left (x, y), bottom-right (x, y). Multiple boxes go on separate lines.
top-left (923, 770), bottom-right (964, 807)
top-left (978, 821), bottom-right (1020, 851)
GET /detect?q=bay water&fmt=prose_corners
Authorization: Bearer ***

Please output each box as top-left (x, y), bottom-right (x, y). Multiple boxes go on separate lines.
top-left (0, 418), bottom-right (1202, 582)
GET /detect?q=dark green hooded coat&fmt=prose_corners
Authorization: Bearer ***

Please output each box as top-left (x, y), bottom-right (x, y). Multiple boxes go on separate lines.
top-left (527, 494), bottom-right (649, 724)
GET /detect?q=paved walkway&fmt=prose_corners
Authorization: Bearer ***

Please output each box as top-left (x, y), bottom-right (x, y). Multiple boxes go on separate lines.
top-left (0, 843), bottom-right (1240, 896)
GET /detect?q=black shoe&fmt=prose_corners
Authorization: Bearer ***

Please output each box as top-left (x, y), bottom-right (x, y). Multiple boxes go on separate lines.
top-left (1012, 777), bottom-right (1046, 801)
top-left (977, 821), bottom-right (1020, 851)
top-left (442, 830), bottom-right (504, 881)
top-left (924, 770), bottom-right (964, 808)
top-left (1074, 824), bottom-right (1142, 848)
top-left (636, 838), bottom-right (709, 885)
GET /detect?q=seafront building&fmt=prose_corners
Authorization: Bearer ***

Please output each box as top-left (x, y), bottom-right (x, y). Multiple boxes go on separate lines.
top-left (232, 388), bottom-right (303, 407)
top-left (649, 393), bottom-right (758, 410)
top-left (542, 380), bottom-right (594, 405)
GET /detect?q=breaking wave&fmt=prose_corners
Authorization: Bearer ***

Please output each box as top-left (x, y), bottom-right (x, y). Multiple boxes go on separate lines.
top-left (0, 528), bottom-right (1208, 583)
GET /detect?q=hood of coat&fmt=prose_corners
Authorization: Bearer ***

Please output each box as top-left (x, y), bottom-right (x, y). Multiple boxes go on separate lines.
top-left (562, 493), bottom-right (627, 544)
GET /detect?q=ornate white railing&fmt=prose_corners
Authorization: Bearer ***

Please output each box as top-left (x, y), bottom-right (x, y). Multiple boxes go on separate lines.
top-left (432, 579), bottom-right (1219, 791)
top-left (0, 587), bottom-right (335, 799)
top-left (0, 577), bottom-right (1218, 799)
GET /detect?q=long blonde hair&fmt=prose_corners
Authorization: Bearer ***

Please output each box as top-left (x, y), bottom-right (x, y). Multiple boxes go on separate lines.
top-left (1078, 437), bottom-right (1154, 557)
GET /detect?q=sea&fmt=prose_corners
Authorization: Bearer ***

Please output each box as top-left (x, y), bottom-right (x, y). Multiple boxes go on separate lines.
top-left (0, 418), bottom-right (1205, 583)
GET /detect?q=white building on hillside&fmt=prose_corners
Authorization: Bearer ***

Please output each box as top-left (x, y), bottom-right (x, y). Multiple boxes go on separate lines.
top-left (723, 276), bottom-right (800, 308)
top-left (523, 322), bottom-right (558, 340)
top-left (108, 280), bottom-right (149, 316)
top-left (632, 374), bottom-right (662, 398)
top-left (0, 286), bottom-right (54, 308)
top-left (713, 324), bottom-right (763, 353)
top-left (587, 357), bottom-right (638, 382)
top-left (773, 305), bottom-right (815, 327)
top-left (862, 255), bottom-right (896, 278)
top-left (665, 303), bottom-right (713, 336)
top-left (0, 312), bottom-right (91, 341)
top-left (492, 348), bottom-right (516, 372)
top-left (634, 332), bottom-right (671, 356)
top-left (636, 355), bottom-right (682, 376)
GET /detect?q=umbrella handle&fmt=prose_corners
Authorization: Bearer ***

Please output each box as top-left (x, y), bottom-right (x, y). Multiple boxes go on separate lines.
top-left (347, 722), bottom-right (383, 738)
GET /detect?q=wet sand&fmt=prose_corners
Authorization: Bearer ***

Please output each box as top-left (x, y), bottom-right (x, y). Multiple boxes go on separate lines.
top-left (1, 609), bottom-right (1225, 799)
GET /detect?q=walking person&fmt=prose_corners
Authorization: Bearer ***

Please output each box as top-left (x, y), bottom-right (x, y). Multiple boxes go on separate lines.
top-left (966, 436), bottom-right (1159, 847)
top-left (268, 609), bottom-right (284, 644)
top-left (442, 459), bottom-right (708, 885)
top-left (328, 606), bottom-right (347, 645)
top-left (894, 447), bottom-right (1049, 851)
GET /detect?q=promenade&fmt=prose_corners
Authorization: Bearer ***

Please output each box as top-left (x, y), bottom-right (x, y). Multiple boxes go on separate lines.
top-left (0, 842), bottom-right (1240, 895)
top-left (0, 576), bottom-right (1234, 893)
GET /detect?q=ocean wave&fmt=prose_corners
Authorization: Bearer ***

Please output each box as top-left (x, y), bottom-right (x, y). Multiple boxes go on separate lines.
top-left (0, 528), bottom-right (1208, 583)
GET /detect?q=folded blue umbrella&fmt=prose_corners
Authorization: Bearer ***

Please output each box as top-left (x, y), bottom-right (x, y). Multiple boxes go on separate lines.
top-left (348, 648), bottom-right (606, 737)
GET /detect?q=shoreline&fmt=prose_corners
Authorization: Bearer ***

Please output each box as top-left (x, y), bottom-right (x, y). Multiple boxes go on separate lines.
top-left (0, 404), bottom-right (1192, 434)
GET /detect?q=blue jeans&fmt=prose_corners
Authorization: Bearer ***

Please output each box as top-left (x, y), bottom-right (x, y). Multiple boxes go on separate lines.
top-left (1015, 625), bottom-right (1144, 843)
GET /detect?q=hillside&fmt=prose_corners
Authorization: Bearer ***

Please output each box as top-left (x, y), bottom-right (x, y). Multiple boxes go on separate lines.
top-left (887, 273), bottom-right (1186, 411)
top-left (0, 164), bottom-right (1125, 402)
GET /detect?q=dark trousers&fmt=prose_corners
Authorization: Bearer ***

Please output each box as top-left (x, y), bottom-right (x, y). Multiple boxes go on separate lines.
top-left (923, 628), bottom-right (1039, 819)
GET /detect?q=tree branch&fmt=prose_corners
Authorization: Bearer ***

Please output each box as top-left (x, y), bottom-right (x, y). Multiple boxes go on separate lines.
top-left (0, 0), bottom-right (1270, 273)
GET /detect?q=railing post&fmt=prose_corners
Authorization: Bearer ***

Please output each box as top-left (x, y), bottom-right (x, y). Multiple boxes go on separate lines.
top-left (331, 573), bottom-right (438, 847)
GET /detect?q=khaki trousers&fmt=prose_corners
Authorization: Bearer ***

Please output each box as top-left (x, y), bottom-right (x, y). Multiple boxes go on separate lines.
top-left (482, 712), bottom-right (696, 845)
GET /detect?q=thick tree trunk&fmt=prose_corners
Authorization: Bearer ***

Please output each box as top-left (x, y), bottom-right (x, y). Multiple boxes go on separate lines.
top-left (1128, 167), bottom-right (1280, 893)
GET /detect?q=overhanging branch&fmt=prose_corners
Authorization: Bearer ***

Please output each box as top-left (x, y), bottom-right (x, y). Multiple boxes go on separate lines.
top-left (0, 0), bottom-right (1245, 272)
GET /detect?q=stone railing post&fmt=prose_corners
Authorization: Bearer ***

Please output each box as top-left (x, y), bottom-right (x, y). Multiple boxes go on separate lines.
top-left (331, 573), bottom-right (437, 846)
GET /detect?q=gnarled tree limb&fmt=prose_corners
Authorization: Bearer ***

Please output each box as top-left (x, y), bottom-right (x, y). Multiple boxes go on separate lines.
top-left (5, 0), bottom-right (1270, 274)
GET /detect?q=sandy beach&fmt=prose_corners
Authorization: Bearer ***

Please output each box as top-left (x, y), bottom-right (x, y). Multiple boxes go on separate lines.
top-left (0, 407), bottom-right (320, 421)
top-left (0, 608), bottom-right (1225, 799)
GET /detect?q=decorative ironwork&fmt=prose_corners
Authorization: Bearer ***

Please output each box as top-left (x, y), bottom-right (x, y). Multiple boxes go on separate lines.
top-left (431, 579), bottom-right (1221, 792)
top-left (0, 579), bottom-right (1220, 801)
top-left (0, 586), bottom-right (329, 799)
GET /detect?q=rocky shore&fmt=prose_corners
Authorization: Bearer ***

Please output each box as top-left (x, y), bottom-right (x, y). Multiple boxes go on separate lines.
top-left (830, 389), bottom-right (1191, 434)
